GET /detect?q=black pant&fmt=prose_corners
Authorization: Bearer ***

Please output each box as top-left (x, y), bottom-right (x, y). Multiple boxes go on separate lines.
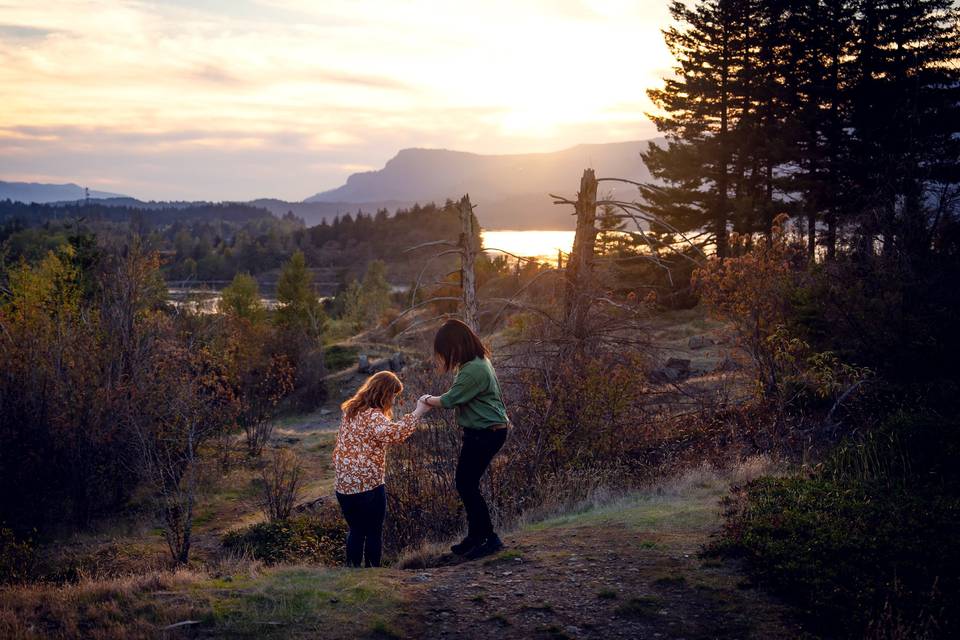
top-left (455, 427), bottom-right (507, 541)
top-left (336, 485), bottom-right (386, 567)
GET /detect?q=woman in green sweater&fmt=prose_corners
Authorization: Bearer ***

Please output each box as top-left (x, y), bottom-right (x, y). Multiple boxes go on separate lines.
top-left (421, 319), bottom-right (509, 559)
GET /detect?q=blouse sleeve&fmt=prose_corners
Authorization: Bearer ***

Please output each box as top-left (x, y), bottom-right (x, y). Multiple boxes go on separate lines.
top-left (440, 368), bottom-right (484, 408)
top-left (370, 411), bottom-right (420, 444)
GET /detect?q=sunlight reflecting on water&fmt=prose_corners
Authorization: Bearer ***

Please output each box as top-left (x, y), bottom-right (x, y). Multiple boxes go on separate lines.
top-left (481, 230), bottom-right (575, 264)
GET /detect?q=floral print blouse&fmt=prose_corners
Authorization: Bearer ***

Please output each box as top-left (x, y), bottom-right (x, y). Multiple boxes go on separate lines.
top-left (333, 407), bottom-right (420, 494)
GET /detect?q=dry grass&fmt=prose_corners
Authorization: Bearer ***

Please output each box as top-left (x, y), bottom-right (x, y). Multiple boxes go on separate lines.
top-left (0, 557), bottom-right (410, 640)
top-left (0, 569), bottom-right (207, 639)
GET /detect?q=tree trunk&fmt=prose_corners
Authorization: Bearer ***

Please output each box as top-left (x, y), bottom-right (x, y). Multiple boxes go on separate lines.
top-left (564, 169), bottom-right (599, 344)
top-left (716, 24), bottom-right (731, 259)
top-left (457, 195), bottom-right (479, 332)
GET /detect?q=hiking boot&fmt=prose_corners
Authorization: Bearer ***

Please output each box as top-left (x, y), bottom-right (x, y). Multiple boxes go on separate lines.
top-left (450, 536), bottom-right (476, 555)
top-left (464, 534), bottom-right (503, 560)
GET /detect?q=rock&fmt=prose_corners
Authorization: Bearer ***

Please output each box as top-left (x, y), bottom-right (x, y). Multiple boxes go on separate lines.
top-left (665, 357), bottom-right (691, 372)
top-left (357, 354), bottom-right (370, 373)
top-left (389, 352), bottom-right (407, 371)
top-left (688, 335), bottom-right (711, 349)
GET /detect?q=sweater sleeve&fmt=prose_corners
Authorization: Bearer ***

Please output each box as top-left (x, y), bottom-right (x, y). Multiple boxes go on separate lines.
top-left (440, 367), bottom-right (484, 408)
top-left (370, 411), bottom-right (420, 444)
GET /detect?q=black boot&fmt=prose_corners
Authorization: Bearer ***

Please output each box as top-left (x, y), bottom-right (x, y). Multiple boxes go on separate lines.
top-left (450, 536), bottom-right (477, 555)
top-left (465, 533), bottom-right (503, 560)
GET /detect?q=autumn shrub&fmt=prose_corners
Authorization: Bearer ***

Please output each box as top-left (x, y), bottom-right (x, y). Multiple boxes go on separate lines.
top-left (693, 215), bottom-right (807, 396)
top-left (257, 449), bottom-right (305, 522)
top-left (127, 338), bottom-right (240, 565)
top-left (222, 514), bottom-right (346, 566)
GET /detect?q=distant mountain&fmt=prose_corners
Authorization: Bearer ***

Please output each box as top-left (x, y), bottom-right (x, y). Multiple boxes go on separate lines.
top-left (306, 139), bottom-right (663, 229)
top-left (0, 180), bottom-right (127, 203)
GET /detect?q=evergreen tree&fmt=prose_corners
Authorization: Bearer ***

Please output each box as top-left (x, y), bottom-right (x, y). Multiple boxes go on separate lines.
top-left (218, 272), bottom-right (265, 323)
top-left (642, 0), bottom-right (754, 258)
top-left (360, 259), bottom-right (391, 325)
top-left (275, 251), bottom-right (326, 339)
top-left (848, 0), bottom-right (960, 263)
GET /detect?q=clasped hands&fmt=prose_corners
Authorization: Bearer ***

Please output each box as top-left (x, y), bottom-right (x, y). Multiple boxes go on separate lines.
top-left (412, 394), bottom-right (439, 419)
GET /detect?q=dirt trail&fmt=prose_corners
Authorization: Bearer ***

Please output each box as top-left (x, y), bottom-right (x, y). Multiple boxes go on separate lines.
top-left (394, 478), bottom-right (804, 640)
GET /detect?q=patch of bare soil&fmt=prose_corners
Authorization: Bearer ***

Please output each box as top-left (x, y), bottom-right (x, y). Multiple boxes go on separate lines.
top-left (397, 517), bottom-right (804, 639)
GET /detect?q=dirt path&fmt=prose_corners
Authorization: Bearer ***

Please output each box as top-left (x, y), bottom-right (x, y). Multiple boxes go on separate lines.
top-left (394, 476), bottom-right (804, 640)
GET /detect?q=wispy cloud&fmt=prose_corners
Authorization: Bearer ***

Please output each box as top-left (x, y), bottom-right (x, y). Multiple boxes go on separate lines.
top-left (0, 0), bottom-right (670, 200)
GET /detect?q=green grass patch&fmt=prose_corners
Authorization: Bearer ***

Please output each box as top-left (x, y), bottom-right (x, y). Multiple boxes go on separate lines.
top-left (325, 345), bottom-right (360, 372)
top-left (369, 619), bottom-right (403, 639)
top-left (596, 588), bottom-right (618, 599)
top-left (484, 549), bottom-right (523, 565)
top-left (525, 483), bottom-right (722, 534)
top-left (183, 566), bottom-right (406, 638)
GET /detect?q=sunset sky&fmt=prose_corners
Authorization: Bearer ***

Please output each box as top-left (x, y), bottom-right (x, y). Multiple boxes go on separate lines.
top-left (0, 0), bottom-right (672, 201)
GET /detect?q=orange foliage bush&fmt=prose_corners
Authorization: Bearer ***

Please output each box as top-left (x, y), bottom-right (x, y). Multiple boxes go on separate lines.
top-left (693, 215), bottom-right (806, 396)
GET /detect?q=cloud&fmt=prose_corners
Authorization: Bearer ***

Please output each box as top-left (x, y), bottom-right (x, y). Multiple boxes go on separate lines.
top-left (0, 23), bottom-right (58, 39)
top-left (0, 0), bottom-right (671, 200)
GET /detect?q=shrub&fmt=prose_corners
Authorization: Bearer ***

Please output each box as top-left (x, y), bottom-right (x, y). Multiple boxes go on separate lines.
top-left (710, 412), bottom-right (960, 637)
top-left (0, 527), bottom-right (34, 584)
top-left (257, 449), bottom-right (305, 522)
top-left (222, 515), bottom-right (346, 566)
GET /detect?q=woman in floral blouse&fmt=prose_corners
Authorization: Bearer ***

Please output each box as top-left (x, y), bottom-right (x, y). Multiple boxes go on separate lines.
top-left (333, 371), bottom-right (431, 567)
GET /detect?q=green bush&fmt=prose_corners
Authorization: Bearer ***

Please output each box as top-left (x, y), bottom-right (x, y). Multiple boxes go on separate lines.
top-left (710, 413), bottom-right (960, 637)
top-left (222, 515), bottom-right (346, 566)
top-left (324, 344), bottom-right (359, 373)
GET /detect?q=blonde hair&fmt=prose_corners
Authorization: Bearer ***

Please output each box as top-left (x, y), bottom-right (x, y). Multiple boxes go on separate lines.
top-left (340, 371), bottom-right (404, 421)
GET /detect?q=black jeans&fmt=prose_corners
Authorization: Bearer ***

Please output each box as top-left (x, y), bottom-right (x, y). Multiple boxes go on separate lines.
top-left (336, 484), bottom-right (386, 567)
top-left (455, 427), bottom-right (507, 541)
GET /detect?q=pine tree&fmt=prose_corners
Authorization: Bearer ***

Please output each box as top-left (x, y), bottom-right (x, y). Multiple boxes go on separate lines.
top-left (276, 251), bottom-right (326, 340)
top-left (848, 0), bottom-right (960, 263)
top-left (642, 0), bottom-right (755, 258)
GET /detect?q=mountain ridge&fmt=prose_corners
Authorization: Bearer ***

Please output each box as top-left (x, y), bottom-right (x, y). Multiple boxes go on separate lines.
top-left (305, 139), bottom-right (662, 229)
top-left (0, 181), bottom-right (127, 203)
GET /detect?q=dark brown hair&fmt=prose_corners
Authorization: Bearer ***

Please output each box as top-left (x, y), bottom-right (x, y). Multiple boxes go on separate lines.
top-left (433, 319), bottom-right (490, 372)
top-left (341, 371), bottom-right (404, 421)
